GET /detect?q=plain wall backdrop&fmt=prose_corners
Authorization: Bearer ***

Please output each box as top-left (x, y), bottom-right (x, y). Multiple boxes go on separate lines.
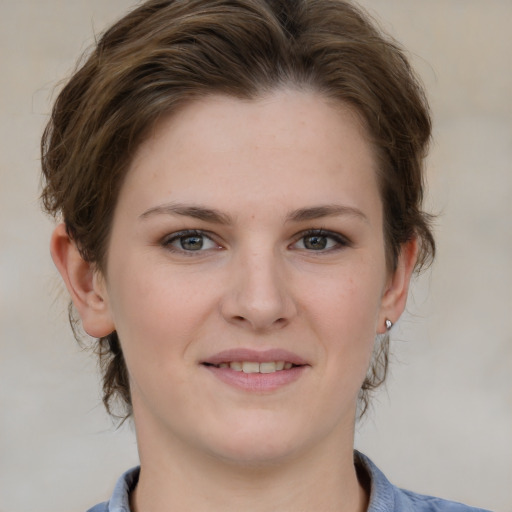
top-left (0, 1), bottom-right (511, 511)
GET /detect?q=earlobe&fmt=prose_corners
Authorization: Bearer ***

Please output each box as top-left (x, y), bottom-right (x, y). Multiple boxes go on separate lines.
top-left (50, 223), bottom-right (115, 338)
top-left (378, 238), bottom-right (419, 333)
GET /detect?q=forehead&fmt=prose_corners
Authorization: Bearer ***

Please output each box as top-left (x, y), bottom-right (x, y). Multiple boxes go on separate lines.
top-left (121, 89), bottom-right (380, 218)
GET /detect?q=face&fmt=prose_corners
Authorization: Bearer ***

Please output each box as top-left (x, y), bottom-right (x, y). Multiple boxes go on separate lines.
top-left (91, 90), bottom-right (411, 465)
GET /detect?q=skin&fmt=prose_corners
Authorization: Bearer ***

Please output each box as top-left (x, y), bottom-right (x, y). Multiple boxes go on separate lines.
top-left (51, 89), bottom-right (417, 512)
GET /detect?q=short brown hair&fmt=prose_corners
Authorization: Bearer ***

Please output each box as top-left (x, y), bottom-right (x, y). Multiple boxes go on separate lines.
top-left (41, 0), bottom-right (435, 419)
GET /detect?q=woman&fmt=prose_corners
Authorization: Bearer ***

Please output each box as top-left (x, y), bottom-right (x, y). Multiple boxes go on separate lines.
top-left (41, 0), bottom-right (490, 510)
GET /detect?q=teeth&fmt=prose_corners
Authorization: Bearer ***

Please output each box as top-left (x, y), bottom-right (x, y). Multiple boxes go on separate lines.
top-left (217, 361), bottom-right (294, 373)
top-left (242, 362), bottom-right (260, 374)
top-left (259, 362), bottom-right (277, 374)
top-left (230, 361), bottom-right (243, 372)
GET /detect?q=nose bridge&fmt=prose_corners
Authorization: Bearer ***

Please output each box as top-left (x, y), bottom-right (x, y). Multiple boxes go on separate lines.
top-left (222, 240), bottom-right (295, 331)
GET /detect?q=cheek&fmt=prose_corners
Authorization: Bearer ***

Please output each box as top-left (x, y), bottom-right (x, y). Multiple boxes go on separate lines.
top-left (303, 267), bottom-right (384, 338)
top-left (106, 261), bottom-right (217, 361)
top-left (300, 263), bottom-right (385, 378)
top-left (106, 272), bottom-right (214, 407)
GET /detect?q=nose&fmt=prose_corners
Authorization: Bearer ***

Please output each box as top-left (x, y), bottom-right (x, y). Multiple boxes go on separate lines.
top-left (220, 247), bottom-right (297, 332)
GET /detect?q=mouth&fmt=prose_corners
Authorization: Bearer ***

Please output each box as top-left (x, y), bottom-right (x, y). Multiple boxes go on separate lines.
top-left (203, 361), bottom-right (298, 373)
top-left (201, 349), bottom-right (309, 392)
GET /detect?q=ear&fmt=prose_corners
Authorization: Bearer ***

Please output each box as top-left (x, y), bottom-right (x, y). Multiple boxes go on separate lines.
top-left (377, 237), bottom-right (418, 334)
top-left (50, 223), bottom-right (115, 338)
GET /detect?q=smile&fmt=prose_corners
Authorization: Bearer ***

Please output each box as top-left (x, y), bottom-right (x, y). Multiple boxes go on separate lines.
top-left (206, 361), bottom-right (296, 373)
top-left (201, 349), bottom-right (309, 392)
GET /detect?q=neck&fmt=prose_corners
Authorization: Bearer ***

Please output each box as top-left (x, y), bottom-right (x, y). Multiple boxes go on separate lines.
top-left (131, 413), bottom-right (368, 512)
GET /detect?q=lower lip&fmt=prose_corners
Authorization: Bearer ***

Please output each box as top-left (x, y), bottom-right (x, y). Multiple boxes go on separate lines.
top-left (203, 365), bottom-right (307, 392)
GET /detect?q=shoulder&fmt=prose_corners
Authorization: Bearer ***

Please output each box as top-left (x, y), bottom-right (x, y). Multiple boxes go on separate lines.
top-left (86, 503), bottom-right (109, 512)
top-left (396, 487), bottom-right (492, 511)
top-left (355, 451), bottom-right (492, 512)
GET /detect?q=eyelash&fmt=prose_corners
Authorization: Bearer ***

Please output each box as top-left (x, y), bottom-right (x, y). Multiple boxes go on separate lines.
top-left (292, 229), bottom-right (351, 252)
top-left (161, 230), bottom-right (221, 255)
top-left (160, 228), bottom-right (350, 255)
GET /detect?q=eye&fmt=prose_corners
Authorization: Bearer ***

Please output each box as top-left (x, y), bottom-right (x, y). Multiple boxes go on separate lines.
top-left (292, 229), bottom-right (349, 252)
top-left (162, 230), bottom-right (220, 253)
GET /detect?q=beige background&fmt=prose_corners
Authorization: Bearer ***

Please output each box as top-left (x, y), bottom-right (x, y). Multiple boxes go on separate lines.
top-left (1, 1), bottom-right (511, 511)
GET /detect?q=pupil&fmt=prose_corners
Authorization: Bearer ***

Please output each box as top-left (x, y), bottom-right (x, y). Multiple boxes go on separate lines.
top-left (304, 235), bottom-right (327, 250)
top-left (181, 235), bottom-right (203, 250)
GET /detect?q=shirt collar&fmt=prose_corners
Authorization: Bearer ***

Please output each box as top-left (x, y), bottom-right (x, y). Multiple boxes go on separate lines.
top-left (355, 451), bottom-right (396, 511)
top-left (107, 465), bottom-right (140, 512)
top-left (103, 452), bottom-right (395, 511)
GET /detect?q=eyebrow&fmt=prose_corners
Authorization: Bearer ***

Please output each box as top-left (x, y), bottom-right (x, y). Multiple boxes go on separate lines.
top-left (286, 204), bottom-right (368, 223)
top-left (139, 202), bottom-right (368, 224)
top-left (140, 203), bottom-right (232, 224)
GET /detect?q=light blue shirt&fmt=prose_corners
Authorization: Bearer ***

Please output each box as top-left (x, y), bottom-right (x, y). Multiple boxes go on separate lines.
top-left (87, 452), bottom-right (492, 511)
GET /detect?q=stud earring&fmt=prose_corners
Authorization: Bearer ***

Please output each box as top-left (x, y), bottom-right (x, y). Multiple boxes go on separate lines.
top-left (385, 319), bottom-right (393, 331)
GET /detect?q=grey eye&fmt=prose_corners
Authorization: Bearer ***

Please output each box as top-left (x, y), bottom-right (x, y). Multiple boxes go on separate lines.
top-left (303, 235), bottom-right (329, 250)
top-left (164, 231), bottom-right (219, 252)
top-left (180, 235), bottom-right (205, 251)
top-left (292, 229), bottom-right (349, 252)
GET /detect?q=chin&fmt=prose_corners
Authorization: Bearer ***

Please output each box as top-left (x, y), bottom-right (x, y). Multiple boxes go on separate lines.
top-left (199, 412), bottom-right (315, 467)
top-left (210, 438), bottom-right (301, 468)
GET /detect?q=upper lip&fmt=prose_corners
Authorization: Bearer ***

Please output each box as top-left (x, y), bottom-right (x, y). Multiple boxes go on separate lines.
top-left (202, 348), bottom-right (309, 366)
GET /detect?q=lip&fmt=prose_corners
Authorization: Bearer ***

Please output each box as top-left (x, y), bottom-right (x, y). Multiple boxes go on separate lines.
top-left (201, 348), bottom-right (310, 393)
top-left (202, 348), bottom-right (308, 366)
